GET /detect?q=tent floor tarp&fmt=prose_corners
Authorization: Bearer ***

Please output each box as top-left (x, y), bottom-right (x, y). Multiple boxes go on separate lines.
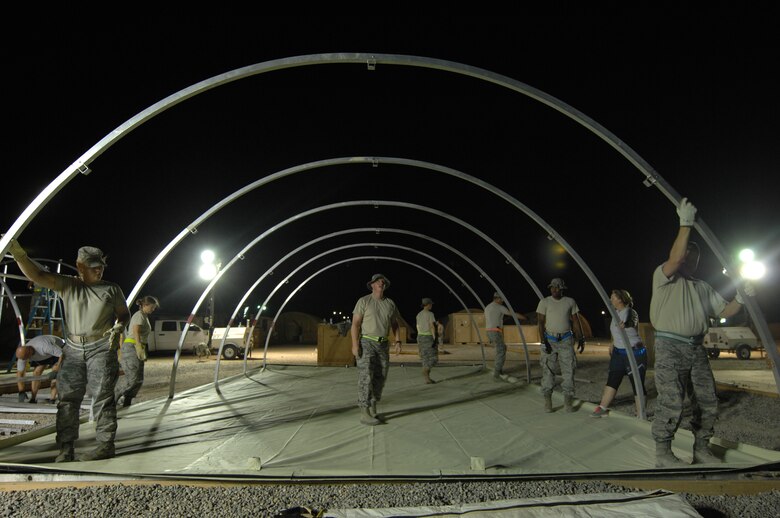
top-left (0, 365), bottom-right (778, 480)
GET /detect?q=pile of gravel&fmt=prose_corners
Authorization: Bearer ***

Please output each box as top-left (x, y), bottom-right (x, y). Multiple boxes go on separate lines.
top-left (3, 480), bottom-right (779, 517)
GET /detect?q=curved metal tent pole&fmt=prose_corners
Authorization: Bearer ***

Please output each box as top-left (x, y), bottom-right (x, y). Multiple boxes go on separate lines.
top-left (216, 241), bottom-right (487, 386)
top-left (0, 51), bottom-right (668, 255)
top-left (1, 258), bottom-right (76, 368)
top-left (219, 241), bottom-right (487, 388)
top-left (1, 51), bottom-right (771, 392)
top-left (168, 199), bottom-right (535, 398)
top-left (261, 255), bottom-right (480, 372)
top-left (0, 279), bottom-right (28, 349)
top-left (215, 227), bottom-right (525, 388)
top-left (243, 242), bottom-right (487, 373)
top-left (122, 156), bottom-right (544, 307)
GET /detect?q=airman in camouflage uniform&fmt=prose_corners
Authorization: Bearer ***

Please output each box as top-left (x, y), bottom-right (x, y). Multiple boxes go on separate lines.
top-left (351, 274), bottom-right (402, 425)
top-left (650, 198), bottom-right (751, 467)
top-left (415, 297), bottom-right (437, 384)
top-left (8, 241), bottom-right (130, 462)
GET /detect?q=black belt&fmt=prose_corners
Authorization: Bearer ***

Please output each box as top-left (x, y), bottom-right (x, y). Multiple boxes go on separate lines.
top-left (68, 333), bottom-right (105, 344)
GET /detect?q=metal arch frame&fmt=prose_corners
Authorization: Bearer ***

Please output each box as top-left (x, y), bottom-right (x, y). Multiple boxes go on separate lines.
top-left (0, 279), bottom-right (28, 349)
top-left (0, 258), bottom-right (76, 346)
top-left (120, 157), bottom-right (545, 307)
top-left (238, 242), bottom-right (488, 372)
top-left (215, 227), bottom-right (529, 387)
top-left (169, 198), bottom-right (537, 397)
top-left (0, 51), bottom-right (770, 391)
top-left (262, 255), bottom-right (481, 369)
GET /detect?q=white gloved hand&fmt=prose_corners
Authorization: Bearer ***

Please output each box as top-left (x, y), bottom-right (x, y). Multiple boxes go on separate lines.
top-left (103, 322), bottom-right (126, 337)
top-left (134, 342), bottom-right (148, 361)
top-left (7, 239), bottom-right (28, 261)
top-left (735, 282), bottom-right (756, 304)
top-left (677, 197), bottom-right (697, 227)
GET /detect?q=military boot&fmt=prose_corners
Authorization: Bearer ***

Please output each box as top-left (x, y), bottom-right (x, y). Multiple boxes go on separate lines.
top-left (79, 442), bottom-right (115, 462)
top-left (369, 401), bottom-right (385, 423)
top-left (55, 442), bottom-right (75, 463)
top-left (564, 394), bottom-right (574, 413)
top-left (544, 394), bottom-right (553, 413)
top-left (693, 438), bottom-right (721, 464)
top-left (655, 441), bottom-right (686, 468)
top-left (360, 407), bottom-right (381, 426)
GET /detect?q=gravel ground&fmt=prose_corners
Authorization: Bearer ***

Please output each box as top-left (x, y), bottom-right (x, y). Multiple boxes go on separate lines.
top-left (1, 349), bottom-right (779, 517)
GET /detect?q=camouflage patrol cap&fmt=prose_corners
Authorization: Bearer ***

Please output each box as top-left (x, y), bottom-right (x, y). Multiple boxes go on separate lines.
top-left (548, 278), bottom-right (567, 289)
top-left (77, 246), bottom-right (107, 267)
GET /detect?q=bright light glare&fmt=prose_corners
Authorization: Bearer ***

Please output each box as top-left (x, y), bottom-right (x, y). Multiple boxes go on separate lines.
top-left (201, 250), bottom-right (216, 264)
top-left (720, 318), bottom-right (727, 324)
top-left (199, 263), bottom-right (218, 280)
top-left (740, 261), bottom-right (766, 280)
top-left (738, 249), bottom-right (755, 263)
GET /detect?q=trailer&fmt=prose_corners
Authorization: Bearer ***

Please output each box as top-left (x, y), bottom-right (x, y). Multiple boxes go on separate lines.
top-left (703, 326), bottom-right (762, 360)
top-left (210, 326), bottom-right (253, 360)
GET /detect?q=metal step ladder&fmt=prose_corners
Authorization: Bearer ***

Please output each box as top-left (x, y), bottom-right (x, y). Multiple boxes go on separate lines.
top-left (25, 287), bottom-right (63, 339)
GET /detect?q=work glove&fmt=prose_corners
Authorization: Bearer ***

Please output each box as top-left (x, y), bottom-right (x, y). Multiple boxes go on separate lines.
top-left (577, 337), bottom-right (586, 353)
top-left (134, 342), bottom-right (148, 361)
top-left (103, 322), bottom-right (126, 337)
top-left (18, 392), bottom-right (28, 403)
top-left (735, 282), bottom-right (756, 305)
top-left (7, 238), bottom-right (28, 261)
top-left (542, 338), bottom-right (552, 354)
top-left (677, 197), bottom-right (697, 227)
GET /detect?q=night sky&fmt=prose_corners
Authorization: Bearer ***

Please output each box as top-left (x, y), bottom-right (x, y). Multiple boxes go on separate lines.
top-left (3, 13), bottom-right (779, 337)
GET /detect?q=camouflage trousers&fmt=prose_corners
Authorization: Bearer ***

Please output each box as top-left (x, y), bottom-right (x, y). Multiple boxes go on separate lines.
top-left (651, 337), bottom-right (717, 443)
top-left (58, 339), bottom-right (119, 445)
top-left (356, 338), bottom-right (390, 408)
top-left (540, 336), bottom-right (576, 396)
top-left (487, 331), bottom-right (507, 375)
top-left (115, 340), bottom-right (145, 402)
top-left (417, 335), bottom-right (438, 368)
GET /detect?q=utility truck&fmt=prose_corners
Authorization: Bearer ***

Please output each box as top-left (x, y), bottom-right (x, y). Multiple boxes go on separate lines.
top-left (211, 326), bottom-right (254, 360)
top-left (144, 319), bottom-right (209, 354)
top-left (703, 326), bottom-right (762, 360)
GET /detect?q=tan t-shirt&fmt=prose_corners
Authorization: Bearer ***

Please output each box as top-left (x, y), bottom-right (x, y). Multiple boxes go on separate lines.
top-left (416, 308), bottom-right (436, 335)
top-left (353, 294), bottom-right (400, 338)
top-left (536, 296), bottom-right (579, 334)
top-left (650, 264), bottom-right (727, 336)
top-left (53, 275), bottom-right (127, 337)
top-left (127, 309), bottom-right (152, 343)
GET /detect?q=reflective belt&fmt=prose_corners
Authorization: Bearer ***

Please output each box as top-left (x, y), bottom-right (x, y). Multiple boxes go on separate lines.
top-left (417, 332), bottom-right (433, 336)
top-left (613, 346), bottom-right (647, 356)
top-left (545, 331), bottom-right (573, 343)
top-left (362, 335), bottom-right (388, 342)
top-left (124, 338), bottom-right (137, 343)
top-left (655, 331), bottom-right (704, 345)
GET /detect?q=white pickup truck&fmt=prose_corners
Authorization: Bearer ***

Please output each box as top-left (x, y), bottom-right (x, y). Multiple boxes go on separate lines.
top-left (211, 326), bottom-right (253, 360)
top-left (144, 319), bottom-right (210, 354)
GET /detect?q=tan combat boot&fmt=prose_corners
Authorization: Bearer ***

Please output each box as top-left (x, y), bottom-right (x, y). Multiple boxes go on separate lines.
top-left (544, 394), bottom-right (553, 413)
top-left (564, 394), bottom-right (574, 413)
top-left (692, 437), bottom-right (721, 464)
top-left (655, 441), bottom-right (686, 468)
top-left (79, 441), bottom-right (115, 462)
top-left (55, 442), bottom-right (75, 463)
top-left (360, 407), bottom-right (381, 426)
